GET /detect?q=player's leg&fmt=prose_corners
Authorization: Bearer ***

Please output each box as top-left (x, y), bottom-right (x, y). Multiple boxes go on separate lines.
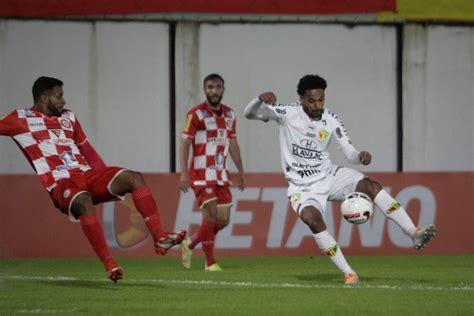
top-left (184, 203), bottom-right (229, 269)
top-left (215, 186), bottom-right (232, 235)
top-left (51, 177), bottom-right (122, 283)
top-left (355, 177), bottom-right (436, 250)
top-left (200, 199), bottom-right (221, 271)
top-left (182, 186), bottom-right (215, 269)
top-left (103, 168), bottom-right (185, 255)
top-left (299, 205), bottom-right (358, 284)
top-left (71, 192), bottom-right (123, 283)
top-left (215, 206), bottom-right (230, 234)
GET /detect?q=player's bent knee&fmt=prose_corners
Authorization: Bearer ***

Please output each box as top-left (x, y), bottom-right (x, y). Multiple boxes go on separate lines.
top-left (300, 206), bottom-right (326, 232)
top-left (70, 192), bottom-right (94, 218)
top-left (366, 178), bottom-right (383, 197)
top-left (217, 219), bottom-right (230, 227)
top-left (118, 170), bottom-right (145, 190)
top-left (357, 177), bottom-right (382, 199)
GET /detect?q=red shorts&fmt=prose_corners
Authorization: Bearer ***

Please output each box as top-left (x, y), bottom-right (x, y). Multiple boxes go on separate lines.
top-left (192, 185), bottom-right (232, 209)
top-left (49, 166), bottom-right (125, 220)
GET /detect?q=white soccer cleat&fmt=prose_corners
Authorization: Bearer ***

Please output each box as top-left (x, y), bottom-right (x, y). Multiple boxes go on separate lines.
top-left (180, 238), bottom-right (193, 269)
top-left (412, 224), bottom-right (436, 250)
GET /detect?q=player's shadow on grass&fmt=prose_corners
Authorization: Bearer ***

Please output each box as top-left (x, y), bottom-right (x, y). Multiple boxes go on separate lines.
top-left (295, 274), bottom-right (437, 284)
top-left (295, 273), bottom-right (340, 282)
top-left (34, 279), bottom-right (164, 290)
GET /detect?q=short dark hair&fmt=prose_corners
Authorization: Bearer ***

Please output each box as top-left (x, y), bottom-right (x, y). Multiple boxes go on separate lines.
top-left (203, 73), bottom-right (224, 86)
top-left (297, 75), bottom-right (327, 96)
top-left (32, 76), bottom-right (63, 103)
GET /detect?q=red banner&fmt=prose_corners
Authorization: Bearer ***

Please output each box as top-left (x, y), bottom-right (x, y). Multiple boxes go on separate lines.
top-left (0, 0), bottom-right (396, 17)
top-left (0, 172), bottom-right (472, 258)
top-left (0, 173), bottom-right (474, 258)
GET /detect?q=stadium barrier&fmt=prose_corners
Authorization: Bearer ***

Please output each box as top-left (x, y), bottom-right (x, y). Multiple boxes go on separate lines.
top-left (0, 172), bottom-right (472, 258)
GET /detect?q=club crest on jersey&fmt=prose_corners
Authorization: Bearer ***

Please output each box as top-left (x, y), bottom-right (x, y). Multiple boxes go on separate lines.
top-left (205, 187), bottom-right (213, 194)
top-left (225, 118), bottom-right (233, 129)
top-left (319, 129), bottom-right (329, 141)
top-left (59, 118), bottom-right (72, 130)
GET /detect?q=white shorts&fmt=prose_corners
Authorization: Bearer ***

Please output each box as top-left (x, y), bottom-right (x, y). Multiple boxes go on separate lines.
top-left (288, 166), bottom-right (365, 216)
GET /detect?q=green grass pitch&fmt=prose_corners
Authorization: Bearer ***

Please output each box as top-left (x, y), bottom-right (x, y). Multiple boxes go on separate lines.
top-left (0, 255), bottom-right (472, 315)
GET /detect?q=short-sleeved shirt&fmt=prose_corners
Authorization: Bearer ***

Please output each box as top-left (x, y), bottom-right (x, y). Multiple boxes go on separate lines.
top-left (0, 107), bottom-right (92, 191)
top-left (264, 102), bottom-right (358, 185)
top-left (182, 102), bottom-right (236, 186)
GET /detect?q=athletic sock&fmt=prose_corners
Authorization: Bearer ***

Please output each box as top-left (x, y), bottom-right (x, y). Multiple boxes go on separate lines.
top-left (374, 190), bottom-right (417, 236)
top-left (188, 223), bottom-right (226, 250)
top-left (188, 232), bottom-right (199, 250)
top-left (132, 185), bottom-right (164, 241)
top-left (199, 220), bottom-right (217, 267)
top-left (79, 213), bottom-right (115, 269)
top-left (313, 230), bottom-right (354, 275)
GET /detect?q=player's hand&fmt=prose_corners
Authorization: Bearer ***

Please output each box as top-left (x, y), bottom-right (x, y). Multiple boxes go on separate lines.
top-left (359, 151), bottom-right (372, 165)
top-left (179, 172), bottom-right (191, 192)
top-left (258, 92), bottom-right (277, 105)
top-left (236, 172), bottom-right (245, 191)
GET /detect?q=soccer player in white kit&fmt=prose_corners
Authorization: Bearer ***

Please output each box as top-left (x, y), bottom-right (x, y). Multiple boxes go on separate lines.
top-left (244, 74), bottom-right (436, 285)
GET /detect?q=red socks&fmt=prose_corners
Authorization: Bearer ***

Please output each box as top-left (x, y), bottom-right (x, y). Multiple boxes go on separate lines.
top-left (79, 213), bottom-right (115, 270)
top-left (188, 222), bottom-right (227, 250)
top-left (199, 220), bottom-right (217, 266)
top-left (132, 185), bottom-right (164, 241)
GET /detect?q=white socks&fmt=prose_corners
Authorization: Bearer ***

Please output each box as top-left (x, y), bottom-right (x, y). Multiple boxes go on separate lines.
top-left (313, 230), bottom-right (354, 275)
top-left (374, 190), bottom-right (417, 236)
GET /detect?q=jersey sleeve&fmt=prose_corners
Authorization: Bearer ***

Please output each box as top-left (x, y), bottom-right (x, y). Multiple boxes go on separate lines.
top-left (72, 116), bottom-right (88, 145)
top-left (244, 98), bottom-right (281, 123)
top-left (182, 111), bottom-right (199, 139)
top-left (330, 114), bottom-right (360, 164)
top-left (0, 111), bottom-right (18, 136)
top-left (78, 140), bottom-right (107, 169)
top-left (229, 116), bottom-right (237, 138)
top-left (264, 105), bottom-right (285, 124)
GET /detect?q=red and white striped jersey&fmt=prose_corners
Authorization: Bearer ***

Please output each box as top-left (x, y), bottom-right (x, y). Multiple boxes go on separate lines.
top-left (0, 107), bottom-right (92, 191)
top-left (182, 102), bottom-right (237, 186)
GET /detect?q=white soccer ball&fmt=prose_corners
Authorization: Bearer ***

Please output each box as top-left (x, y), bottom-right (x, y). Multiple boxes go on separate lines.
top-left (340, 192), bottom-right (373, 225)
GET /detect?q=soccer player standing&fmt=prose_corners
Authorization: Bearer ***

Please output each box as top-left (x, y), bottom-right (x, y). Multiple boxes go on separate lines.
top-left (244, 74), bottom-right (436, 284)
top-left (179, 73), bottom-right (245, 271)
top-left (0, 76), bottom-right (186, 283)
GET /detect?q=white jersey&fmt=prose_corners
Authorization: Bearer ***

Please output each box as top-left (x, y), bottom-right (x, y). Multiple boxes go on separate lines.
top-left (263, 101), bottom-right (360, 185)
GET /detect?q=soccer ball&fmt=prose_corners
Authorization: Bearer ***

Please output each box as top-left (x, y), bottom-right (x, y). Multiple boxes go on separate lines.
top-left (340, 192), bottom-right (373, 225)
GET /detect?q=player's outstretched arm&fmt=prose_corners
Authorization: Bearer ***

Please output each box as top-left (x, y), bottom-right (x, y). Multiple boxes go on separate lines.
top-left (244, 92), bottom-right (278, 122)
top-left (78, 140), bottom-right (107, 169)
